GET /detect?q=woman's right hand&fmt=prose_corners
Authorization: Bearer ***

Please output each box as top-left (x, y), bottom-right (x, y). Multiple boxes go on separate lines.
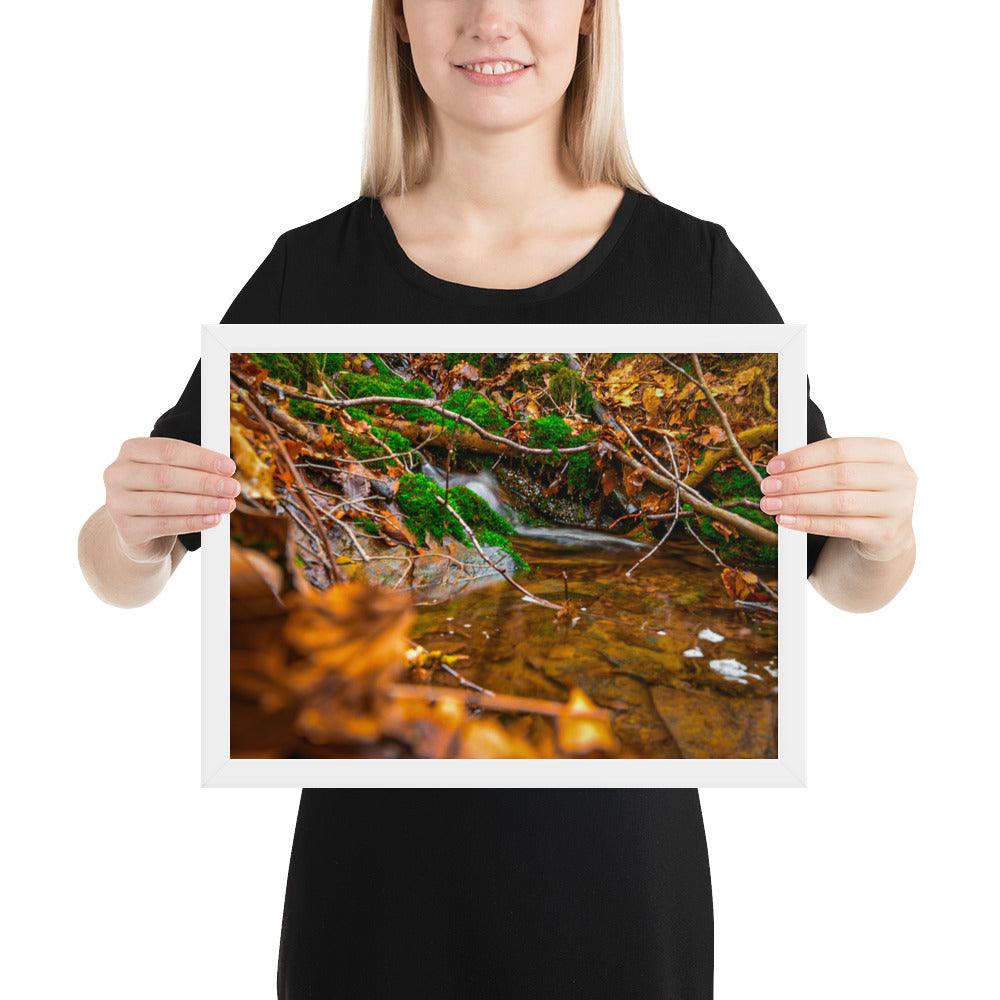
top-left (103, 437), bottom-right (239, 560)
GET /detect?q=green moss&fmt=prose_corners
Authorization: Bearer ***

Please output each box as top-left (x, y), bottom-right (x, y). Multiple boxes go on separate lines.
top-left (528, 414), bottom-right (575, 451)
top-left (341, 425), bottom-right (414, 469)
top-left (449, 485), bottom-right (515, 538)
top-left (610, 353), bottom-right (635, 364)
top-left (689, 505), bottom-right (777, 566)
top-left (374, 427), bottom-right (412, 454)
top-left (248, 352), bottom-right (309, 388)
top-left (395, 473), bottom-right (527, 571)
top-left (527, 417), bottom-right (597, 494)
top-left (548, 365), bottom-right (594, 415)
top-left (445, 353), bottom-right (504, 377)
top-left (706, 463), bottom-right (769, 500)
top-left (337, 370), bottom-right (442, 424)
top-left (478, 529), bottom-right (529, 571)
top-left (357, 517), bottom-right (380, 535)
top-left (566, 451), bottom-right (594, 493)
top-left (288, 398), bottom-right (323, 422)
top-left (443, 388), bottom-right (508, 433)
top-left (396, 473), bottom-right (465, 543)
top-left (445, 353), bottom-right (483, 369)
top-left (248, 353), bottom-right (343, 389)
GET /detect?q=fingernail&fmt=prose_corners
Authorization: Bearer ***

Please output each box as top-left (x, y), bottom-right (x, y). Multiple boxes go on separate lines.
top-left (203, 514), bottom-right (220, 526)
top-left (216, 457), bottom-right (236, 475)
top-left (777, 513), bottom-right (796, 525)
top-left (767, 458), bottom-right (785, 474)
top-left (762, 478), bottom-right (782, 493)
top-left (761, 497), bottom-right (782, 512)
top-left (216, 497), bottom-right (230, 512)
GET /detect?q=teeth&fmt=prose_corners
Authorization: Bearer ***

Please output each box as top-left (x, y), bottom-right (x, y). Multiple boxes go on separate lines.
top-left (464, 61), bottom-right (524, 75)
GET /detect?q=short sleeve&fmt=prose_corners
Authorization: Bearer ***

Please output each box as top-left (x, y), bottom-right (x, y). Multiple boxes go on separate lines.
top-left (149, 360), bottom-right (203, 552)
top-left (220, 233), bottom-right (287, 323)
top-left (147, 233), bottom-right (286, 552)
top-left (707, 223), bottom-right (832, 577)
top-left (709, 225), bottom-right (782, 323)
top-left (806, 376), bottom-right (832, 578)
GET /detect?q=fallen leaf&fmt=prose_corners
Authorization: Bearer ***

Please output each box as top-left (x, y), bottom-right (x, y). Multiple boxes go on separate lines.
top-left (556, 688), bottom-right (620, 756)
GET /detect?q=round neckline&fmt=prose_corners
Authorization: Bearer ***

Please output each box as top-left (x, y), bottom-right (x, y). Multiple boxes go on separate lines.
top-left (369, 187), bottom-right (639, 307)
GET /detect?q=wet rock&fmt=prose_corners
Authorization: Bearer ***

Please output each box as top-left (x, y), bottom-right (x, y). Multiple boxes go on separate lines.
top-left (495, 464), bottom-right (626, 531)
top-left (336, 533), bottom-right (516, 603)
top-left (650, 685), bottom-right (777, 758)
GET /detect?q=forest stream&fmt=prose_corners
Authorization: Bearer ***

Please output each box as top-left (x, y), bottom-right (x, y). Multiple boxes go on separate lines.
top-left (229, 352), bottom-right (783, 760)
top-left (411, 463), bottom-right (779, 759)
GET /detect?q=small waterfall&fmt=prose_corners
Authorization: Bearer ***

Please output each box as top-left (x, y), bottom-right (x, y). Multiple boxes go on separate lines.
top-left (420, 461), bottom-right (520, 524)
top-left (421, 461), bottom-right (647, 550)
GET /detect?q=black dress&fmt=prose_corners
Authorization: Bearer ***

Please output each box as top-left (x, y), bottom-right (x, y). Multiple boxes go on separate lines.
top-left (151, 188), bottom-right (831, 999)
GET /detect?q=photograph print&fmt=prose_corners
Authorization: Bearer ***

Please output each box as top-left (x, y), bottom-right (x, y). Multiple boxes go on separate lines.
top-left (225, 349), bottom-right (791, 765)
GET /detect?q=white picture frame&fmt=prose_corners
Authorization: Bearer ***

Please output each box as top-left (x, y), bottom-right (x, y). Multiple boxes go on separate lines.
top-left (202, 325), bottom-right (807, 787)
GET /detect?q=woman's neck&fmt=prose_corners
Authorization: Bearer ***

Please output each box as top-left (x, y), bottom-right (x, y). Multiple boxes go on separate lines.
top-left (414, 105), bottom-right (584, 227)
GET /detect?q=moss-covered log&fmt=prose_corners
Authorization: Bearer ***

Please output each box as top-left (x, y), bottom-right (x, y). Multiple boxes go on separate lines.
top-left (683, 422), bottom-right (777, 489)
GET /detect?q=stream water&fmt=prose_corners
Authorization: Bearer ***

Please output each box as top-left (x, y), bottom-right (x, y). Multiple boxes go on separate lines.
top-left (412, 464), bottom-right (780, 759)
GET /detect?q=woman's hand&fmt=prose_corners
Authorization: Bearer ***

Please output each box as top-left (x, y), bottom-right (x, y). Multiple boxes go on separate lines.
top-left (103, 437), bottom-right (238, 560)
top-left (758, 437), bottom-right (917, 561)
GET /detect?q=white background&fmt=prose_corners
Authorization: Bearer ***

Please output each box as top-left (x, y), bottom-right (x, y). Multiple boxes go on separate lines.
top-left (4, 2), bottom-right (997, 997)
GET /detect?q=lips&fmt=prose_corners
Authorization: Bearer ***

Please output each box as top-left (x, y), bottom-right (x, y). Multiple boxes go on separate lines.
top-left (454, 61), bottom-right (532, 87)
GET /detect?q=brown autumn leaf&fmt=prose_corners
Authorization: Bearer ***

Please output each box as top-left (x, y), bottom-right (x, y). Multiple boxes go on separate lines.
top-left (384, 696), bottom-right (465, 758)
top-left (230, 419), bottom-right (276, 501)
top-left (457, 717), bottom-right (539, 758)
top-left (642, 386), bottom-right (663, 418)
top-left (720, 566), bottom-right (760, 601)
top-left (283, 582), bottom-right (414, 693)
top-left (556, 688), bottom-right (620, 756)
top-left (231, 541), bottom-right (285, 621)
top-left (623, 466), bottom-right (647, 498)
top-left (281, 439), bottom-right (308, 462)
top-left (600, 468), bottom-right (619, 496)
top-left (699, 425), bottom-right (726, 446)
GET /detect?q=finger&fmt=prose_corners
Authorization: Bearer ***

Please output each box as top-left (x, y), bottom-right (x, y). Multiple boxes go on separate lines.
top-left (759, 489), bottom-right (897, 518)
top-left (760, 462), bottom-right (909, 496)
top-left (767, 437), bottom-right (903, 474)
top-left (114, 491), bottom-right (238, 517)
top-left (118, 511), bottom-right (225, 545)
top-left (122, 437), bottom-right (236, 475)
top-left (114, 462), bottom-right (242, 497)
top-left (774, 512), bottom-right (886, 546)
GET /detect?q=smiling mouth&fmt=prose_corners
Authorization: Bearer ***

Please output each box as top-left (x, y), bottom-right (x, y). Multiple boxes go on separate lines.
top-left (455, 60), bottom-right (531, 76)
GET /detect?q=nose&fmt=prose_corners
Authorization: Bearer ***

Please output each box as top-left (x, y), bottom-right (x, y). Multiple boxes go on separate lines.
top-left (465, 0), bottom-right (516, 44)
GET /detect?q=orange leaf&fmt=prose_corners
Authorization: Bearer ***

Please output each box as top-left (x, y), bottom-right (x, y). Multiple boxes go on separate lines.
top-left (556, 688), bottom-right (620, 756)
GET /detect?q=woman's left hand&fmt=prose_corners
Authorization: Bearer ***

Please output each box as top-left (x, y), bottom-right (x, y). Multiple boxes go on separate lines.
top-left (758, 437), bottom-right (917, 561)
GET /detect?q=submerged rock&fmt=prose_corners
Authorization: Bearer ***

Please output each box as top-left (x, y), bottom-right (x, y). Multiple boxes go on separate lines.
top-left (337, 533), bottom-right (517, 603)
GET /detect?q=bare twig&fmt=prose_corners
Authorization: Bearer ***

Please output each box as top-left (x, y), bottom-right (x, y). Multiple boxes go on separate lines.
top-left (626, 415), bottom-right (683, 577)
top-left (251, 381), bottom-right (594, 456)
top-left (435, 495), bottom-right (562, 610)
top-left (388, 684), bottom-right (613, 720)
top-left (233, 379), bottom-right (341, 580)
top-left (660, 354), bottom-right (763, 486)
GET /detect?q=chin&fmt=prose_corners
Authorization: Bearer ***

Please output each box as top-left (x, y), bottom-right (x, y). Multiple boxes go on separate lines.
top-left (450, 102), bottom-right (541, 134)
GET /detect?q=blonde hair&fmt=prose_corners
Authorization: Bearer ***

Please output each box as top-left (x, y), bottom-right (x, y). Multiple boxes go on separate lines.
top-left (360, 0), bottom-right (649, 198)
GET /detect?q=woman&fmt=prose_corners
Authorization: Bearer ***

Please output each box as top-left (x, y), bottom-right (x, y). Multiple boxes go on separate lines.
top-left (79, 1), bottom-right (917, 995)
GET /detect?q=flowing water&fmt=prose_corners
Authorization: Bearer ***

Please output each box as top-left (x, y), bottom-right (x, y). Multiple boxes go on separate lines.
top-left (412, 464), bottom-right (780, 758)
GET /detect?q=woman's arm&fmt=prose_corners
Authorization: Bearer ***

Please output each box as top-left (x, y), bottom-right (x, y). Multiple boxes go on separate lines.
top-left (77, 436), bottom-right (237, 608)
top-left (808, 532), bottom-right (916, 612)
top-left (760, 436), bottom-right (918, 612)
top-left (78, 504), bottom-right (188, 608)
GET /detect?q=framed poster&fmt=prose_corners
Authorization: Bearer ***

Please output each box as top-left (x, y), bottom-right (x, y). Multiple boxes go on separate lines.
top-left (202, 326), bottom-right (807, 787)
